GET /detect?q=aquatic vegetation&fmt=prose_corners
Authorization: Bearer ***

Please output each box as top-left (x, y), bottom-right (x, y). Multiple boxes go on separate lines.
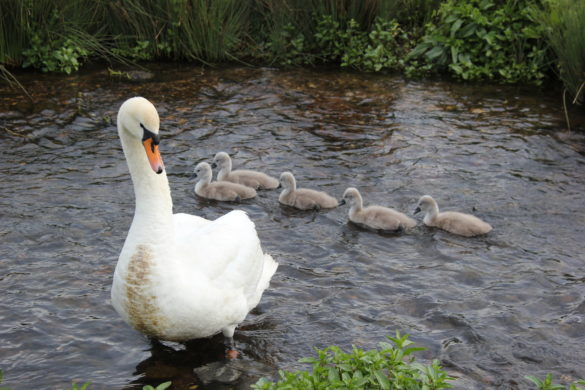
top-left (252, 332), bottom-right (455, 390)
top-left (526, 374), bottom-right (585, 390)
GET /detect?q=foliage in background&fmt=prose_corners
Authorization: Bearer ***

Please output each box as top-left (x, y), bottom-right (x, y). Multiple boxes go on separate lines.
top-left (526, 374), bottom-right (585, 390)
top-left (252, 332), bottom-right (454, 390)
top-left (532, 0), bottom-right (585, 103)
top-left (406, 0), bottom-right (549, 84)
top-left (313, 16), bottom-right (414, 71)
top-left (1, 0), bottom-right (585, 105)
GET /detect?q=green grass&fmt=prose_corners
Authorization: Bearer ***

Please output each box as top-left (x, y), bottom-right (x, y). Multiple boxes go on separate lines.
top-left (533, 0), bottom-right (585, 104)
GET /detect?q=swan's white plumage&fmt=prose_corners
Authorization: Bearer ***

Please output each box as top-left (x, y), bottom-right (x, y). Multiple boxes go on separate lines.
top-left (111, 97), bottom-right (277, 341)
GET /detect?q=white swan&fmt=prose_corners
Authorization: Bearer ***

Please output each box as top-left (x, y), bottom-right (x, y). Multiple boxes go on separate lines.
top-left (212, 151), bottom-right (279, 190)
top-left (341, 187), bottom-right (417, 231)
top-left (414, 195), bottom-right (492, 237)
top-left (111, 97), bottom-right (278, 343)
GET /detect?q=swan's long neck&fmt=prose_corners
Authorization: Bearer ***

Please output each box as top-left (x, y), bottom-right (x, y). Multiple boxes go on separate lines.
top-left (350, 193), bottom-right (363, 213)
top-left (424, 201), bottom-right (439, 225)
top-left (282, 180), bottom-right (295, 197)
top-left (119, 129), bottom-right (174, 241)
top-left (218, 159), bottom-right (232, 181)
top-left (195, 170), bottom-right (212, 194)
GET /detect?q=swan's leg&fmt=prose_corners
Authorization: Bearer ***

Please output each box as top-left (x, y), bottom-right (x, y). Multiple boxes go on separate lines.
top-left (223, 326), bottom-right (239, 359)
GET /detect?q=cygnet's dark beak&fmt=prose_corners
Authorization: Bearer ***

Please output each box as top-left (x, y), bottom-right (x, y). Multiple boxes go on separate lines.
top-left (413, 206), bottom-right (421, 215)
top-left (211, 162), bottom-right (217, 169)
top-left (277, 183), bottom-right (282, 189)
top-left (189, 172), bottom-right (198, 180)
top-left (339, 199), bottom-right (346, 206)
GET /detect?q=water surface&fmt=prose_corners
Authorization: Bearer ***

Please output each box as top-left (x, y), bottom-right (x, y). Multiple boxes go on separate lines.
top-left (1, 65), bottom-right (584, 389)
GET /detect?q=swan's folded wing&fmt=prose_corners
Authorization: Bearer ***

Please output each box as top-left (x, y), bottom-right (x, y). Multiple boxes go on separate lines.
top-left (174, 210), bottom-right (267, 291)
top-left (173, 213), bottom-right (210, 234)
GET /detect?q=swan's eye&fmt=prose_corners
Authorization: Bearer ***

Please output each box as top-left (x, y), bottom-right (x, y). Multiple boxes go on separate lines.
top-left (141, 124), bottom-right (160, 145)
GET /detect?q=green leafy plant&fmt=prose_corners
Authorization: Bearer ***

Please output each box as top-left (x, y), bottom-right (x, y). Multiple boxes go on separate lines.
top-left (315, 15), bottom-right (413, 72)
top-left (0, 369), bottom-right (11, 390)
top-left (314, 15), bottom-right (344, 61)
top-left (266, 22), bottom-right (311, 66)
top-left (112, 40), bottom-right (153, 61)
top-left (526, 374), bottom-right (585, 390)
top-left (143, 381), bottom-right (172, 390)
top-left (407, 0), bottom-right (548, 84)
top-left (22, 33), bottom-right (88, 74)
top-left (70, 382), bottom-right (91, 390)
top-left (362, 18), bottom-right (410, 71)
top-left (252, 332), bottom-right (454, 390)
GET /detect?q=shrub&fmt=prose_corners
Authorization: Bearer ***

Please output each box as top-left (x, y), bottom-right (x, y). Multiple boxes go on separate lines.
top-left (407, 0), bottom-right (549, 84)
top-left (315, 16), bottom-right (414, 72)
top-left (22, 33), bottom-right (88, 74)
top-left (252, 332), bottom-right (454, 390)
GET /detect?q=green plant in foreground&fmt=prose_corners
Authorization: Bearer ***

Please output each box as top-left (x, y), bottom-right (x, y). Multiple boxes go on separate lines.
top-left (526, 374), bottom-right (585, 390)
top-left (143, 381), bottom-right (172, 390)
top-left (0, 369), bottom-right (11, 390)
top-left (70, 382), bottom-right (91, 390)
top-left (252, 331), bottom-right (454, 390)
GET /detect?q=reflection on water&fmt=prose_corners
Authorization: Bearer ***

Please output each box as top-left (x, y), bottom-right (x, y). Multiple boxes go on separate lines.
top-left (1, 65), bottom-right (585, 389)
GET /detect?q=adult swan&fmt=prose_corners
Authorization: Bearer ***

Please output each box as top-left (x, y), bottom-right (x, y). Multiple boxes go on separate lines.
top-left (111, 97), bottom-right (278, 345)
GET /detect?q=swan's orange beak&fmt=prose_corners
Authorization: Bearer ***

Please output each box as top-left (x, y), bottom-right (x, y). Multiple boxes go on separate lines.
top-left (143, 138), bottom-right (165, 174)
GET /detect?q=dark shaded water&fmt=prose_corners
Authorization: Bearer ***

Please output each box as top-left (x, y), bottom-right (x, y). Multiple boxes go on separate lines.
top-left (1, 65), bottom-right (585, 389)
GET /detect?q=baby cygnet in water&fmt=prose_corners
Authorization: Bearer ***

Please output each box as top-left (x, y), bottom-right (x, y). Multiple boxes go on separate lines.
top-left (414, 195), bottom-right (492, 237)
top-left (212, 152), bottom-right (279, 190)
top-left (340, 187), bottom-right (416, 231)
top-left (192, 162), bottom-right (256, 202)
top-left (278, 172), bottom-right (338, 210)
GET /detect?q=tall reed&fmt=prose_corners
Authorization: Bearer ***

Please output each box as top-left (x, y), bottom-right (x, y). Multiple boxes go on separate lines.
top-left (535, 0), bottom-right (585, 103)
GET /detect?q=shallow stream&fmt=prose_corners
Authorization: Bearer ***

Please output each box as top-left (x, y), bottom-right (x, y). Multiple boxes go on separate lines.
top-left (1, 65), bottom-right (584, 389)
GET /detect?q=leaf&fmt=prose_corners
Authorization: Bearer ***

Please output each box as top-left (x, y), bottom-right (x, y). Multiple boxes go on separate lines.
top-left (374, 370), bottom-right (390, 390)
top-left (155, 381), bottom-right (172, 390)
top-left (459, 23), bottom-right (477, 38)
top-left (425, 45), bottom-right (445, 60)
top-left (450, 19), bottom-right (463, 37)
top-left (451, 46), bottom-right (459, 63)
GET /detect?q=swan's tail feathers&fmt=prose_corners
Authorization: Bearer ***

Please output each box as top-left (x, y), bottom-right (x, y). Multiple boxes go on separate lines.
top-left (261, 254), bottom-right (278, 289)
top-left (246, 253), bottom-right (278, 314)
